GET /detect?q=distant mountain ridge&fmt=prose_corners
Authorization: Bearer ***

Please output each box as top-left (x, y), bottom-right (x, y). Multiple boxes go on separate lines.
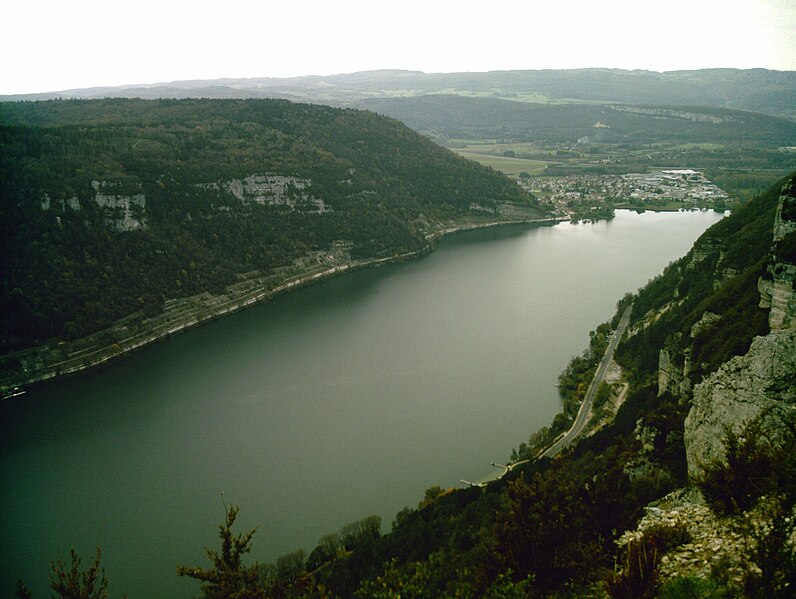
top-left (4, 68), bottom-right (795, 120)
top-left (355, 94), bottom-right (796, 147)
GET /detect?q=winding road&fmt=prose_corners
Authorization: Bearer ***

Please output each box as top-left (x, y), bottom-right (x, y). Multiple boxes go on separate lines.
top-left (542, 304), bottom-right (633, 458)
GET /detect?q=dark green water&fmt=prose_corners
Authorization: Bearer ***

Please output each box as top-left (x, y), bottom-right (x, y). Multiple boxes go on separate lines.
top-left (1, 210), bottom-right (724, 598)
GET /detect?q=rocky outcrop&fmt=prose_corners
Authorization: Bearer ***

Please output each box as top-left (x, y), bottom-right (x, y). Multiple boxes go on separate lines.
top-left (657, 313), bottom-right (723, 398)
top-left (758, 181), bottom-right (796, 330)
top-left (40, 194), bottom-right (81, 212)
top-left (222, 174), bottom-right (332, 214)
top-left (39, 181), bottom-right (147, 231)
top-left (657, 348), bottom-right (674, 396)
top-left (93, 180), bottom-right (147, 231)
top-left (683, 328), bottom-right (796, 480)
top-left (618, 488), bottom-right (750, 590)
top-left (657, 343), bottom-right (693, 398)
top-left (760, 273), bottom-right (796, 329)
top-left (469, 201), bottom-right (540, 219)
top-left (623, 177), bottom-right (796, 593)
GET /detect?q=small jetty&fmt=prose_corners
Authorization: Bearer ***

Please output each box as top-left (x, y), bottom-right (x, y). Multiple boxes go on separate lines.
top-left (1, 386), bottom-right (26, 400)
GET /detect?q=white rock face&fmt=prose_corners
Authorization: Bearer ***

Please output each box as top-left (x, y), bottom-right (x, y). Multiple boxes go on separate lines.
top-left (40, 181), bottom-right (146, 231)
top-left (757, 182), bottom-right (796, 329)
top-left (92, 180), bottom-right (147, 231)
top-left (684, 329), bottom-right (796, 480)
top-left (759, 275), bottom-right (796, 329)
top-left (224, 175), bottom-right (331, 213)
top-left (468, 202), bottom-right (538, 219)
top-left (40, 194), bottom-right (81, 212)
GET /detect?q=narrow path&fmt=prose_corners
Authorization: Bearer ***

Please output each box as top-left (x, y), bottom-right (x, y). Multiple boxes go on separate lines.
top-left (541, 304), bottom-right (633, 458)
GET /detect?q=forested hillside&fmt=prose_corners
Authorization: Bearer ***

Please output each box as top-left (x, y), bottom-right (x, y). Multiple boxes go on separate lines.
top-left (616, 176), bottom-right (785, 383)
top-left (0, 98), bottom-right (540, 357)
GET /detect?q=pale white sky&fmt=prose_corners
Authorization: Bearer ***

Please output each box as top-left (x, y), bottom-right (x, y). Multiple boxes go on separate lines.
top-left (3, 0), bottom-right (795, 95)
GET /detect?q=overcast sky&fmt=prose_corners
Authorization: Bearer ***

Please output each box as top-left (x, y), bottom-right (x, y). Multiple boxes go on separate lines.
top-left (3, 0), bottom-right (796, 95)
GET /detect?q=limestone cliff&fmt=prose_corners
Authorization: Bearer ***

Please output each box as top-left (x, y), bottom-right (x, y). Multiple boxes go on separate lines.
top-left (207, 174), bottom-right (333, 214)
top-left (684, 328), bottom-right (796, 479)
top-left (39, 180), bottom-right (148, 231)
top-left (684, 178), bottom-right (796, 480)
top-left (611, 175), bottom-right (796, 594)
top-left (92, 180), bottom-right (147, 231)
top-left (758, 177), bottom-right (796, 329)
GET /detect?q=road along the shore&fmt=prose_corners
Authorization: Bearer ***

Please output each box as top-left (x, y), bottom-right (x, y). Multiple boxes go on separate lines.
top-left (461, 304), bottom-right (632, 488)
top-left (542, 303), bottom-right (633, 458)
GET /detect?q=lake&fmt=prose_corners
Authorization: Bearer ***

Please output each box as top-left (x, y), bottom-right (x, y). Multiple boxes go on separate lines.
top-left (0, 209), bottom-right (724, 598)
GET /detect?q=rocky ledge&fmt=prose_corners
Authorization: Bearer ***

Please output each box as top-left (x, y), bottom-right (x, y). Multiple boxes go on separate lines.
top-left (683, 328), bottom-right (796, 481)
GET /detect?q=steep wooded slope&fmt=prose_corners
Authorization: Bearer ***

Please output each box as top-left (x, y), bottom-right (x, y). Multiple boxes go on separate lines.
top-left (0, 98), bottom-right (539, 353)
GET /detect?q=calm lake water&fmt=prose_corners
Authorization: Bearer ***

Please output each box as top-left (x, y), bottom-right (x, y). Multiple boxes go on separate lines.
top-left (1, 210), bottom-right (724, 598)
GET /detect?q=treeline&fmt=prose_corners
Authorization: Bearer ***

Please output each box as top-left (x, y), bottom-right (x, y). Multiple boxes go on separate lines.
top-left (0, 98), bottom-right (539, 352)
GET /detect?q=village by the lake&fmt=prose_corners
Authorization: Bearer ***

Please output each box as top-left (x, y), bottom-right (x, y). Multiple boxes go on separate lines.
top-left (521, 169), bottom-right (730, 217)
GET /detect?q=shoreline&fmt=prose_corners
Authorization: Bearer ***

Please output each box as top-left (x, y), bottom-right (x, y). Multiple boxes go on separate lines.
top-left (1, 215), bottom-right (567, 393)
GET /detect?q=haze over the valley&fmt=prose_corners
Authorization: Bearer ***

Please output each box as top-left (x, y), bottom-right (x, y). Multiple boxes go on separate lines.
top-left (4, 0), bottom-right (796, 95)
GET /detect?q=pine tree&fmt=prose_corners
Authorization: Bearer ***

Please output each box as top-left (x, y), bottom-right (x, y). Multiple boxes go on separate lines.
top-left (177, 504), bottom-right (267, 598)
top-left (49, 548), bottom-right (109, 599)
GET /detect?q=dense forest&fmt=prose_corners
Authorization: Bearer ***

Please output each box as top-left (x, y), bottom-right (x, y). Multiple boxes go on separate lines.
top-left (0, 98), bottom-right (540, 354)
